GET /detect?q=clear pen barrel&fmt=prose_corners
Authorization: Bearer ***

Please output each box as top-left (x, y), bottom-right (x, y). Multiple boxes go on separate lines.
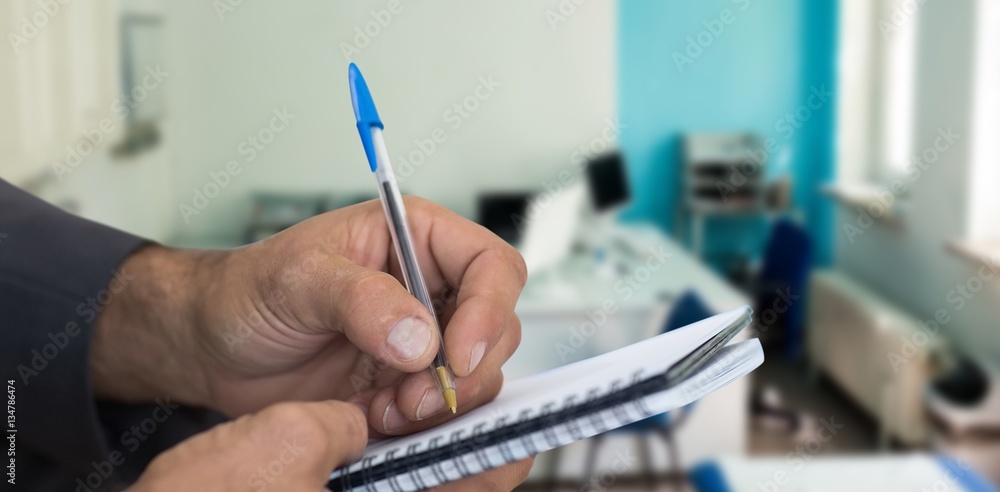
top-left (370, 127), bottom-right (457, 396)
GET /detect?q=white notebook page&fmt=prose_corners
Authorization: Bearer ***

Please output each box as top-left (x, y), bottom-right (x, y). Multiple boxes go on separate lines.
top-left (330, 339), bottom-right (763, 491)
top-left (330, 306), bottom-right (754, 484)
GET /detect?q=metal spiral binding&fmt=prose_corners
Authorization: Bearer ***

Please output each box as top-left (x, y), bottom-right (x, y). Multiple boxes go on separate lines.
top-left (332, 367), bottom-right (670, 491)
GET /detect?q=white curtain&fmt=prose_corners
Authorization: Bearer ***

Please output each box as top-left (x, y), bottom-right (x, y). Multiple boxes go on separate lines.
top-left (0, 0), bottom-right (120, 184)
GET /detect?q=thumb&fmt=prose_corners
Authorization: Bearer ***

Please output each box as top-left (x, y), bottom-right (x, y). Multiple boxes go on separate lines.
top-left (134, 401), bottom-right (368, 490)
top-left (276, 252), bottom-right (440, 373)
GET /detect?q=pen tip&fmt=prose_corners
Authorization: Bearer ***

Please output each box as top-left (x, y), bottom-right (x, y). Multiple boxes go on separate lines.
top-left (443, 388), bottom-right (457, 414)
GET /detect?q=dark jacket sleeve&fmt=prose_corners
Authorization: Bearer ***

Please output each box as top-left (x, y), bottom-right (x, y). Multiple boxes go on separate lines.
top-left (0, 179), bottom-right (147, 485)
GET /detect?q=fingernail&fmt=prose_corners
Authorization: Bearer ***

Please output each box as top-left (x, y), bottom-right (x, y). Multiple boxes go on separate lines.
top-left (381, 400), bottom-right (408, 433)
top-left (415, 387), bottom-right (447, 420)
top-left (386, 317), bottom-right (432, 362)
top-left (469, 340), bottom-right (488, 374)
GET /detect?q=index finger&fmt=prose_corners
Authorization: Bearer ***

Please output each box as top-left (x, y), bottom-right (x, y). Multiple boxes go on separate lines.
top-left (405, 197), bottom-right (527, 378)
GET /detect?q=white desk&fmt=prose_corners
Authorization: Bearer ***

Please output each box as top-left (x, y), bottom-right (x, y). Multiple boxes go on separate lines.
top-left (506, 223), bottom-right (753, 480)
top-left (692, 455), bottom-right (999, 492)
top-left (508, 223), bottom-right (749, 375)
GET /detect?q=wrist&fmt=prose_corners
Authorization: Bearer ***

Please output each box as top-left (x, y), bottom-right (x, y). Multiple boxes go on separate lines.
top-left (89, 244), bottom-right (222, 408)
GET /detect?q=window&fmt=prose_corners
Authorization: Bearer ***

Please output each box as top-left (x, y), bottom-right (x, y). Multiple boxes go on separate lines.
top-left (879, 0), bottom-right (918, 177)
top-left (836, 0), bottom-right (919, 185)
top-left (966, 0), bottom-right (1000, 240)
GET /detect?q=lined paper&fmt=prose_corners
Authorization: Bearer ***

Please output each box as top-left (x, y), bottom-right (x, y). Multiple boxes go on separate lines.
top-left (329, 306), bottom-right (761, 492)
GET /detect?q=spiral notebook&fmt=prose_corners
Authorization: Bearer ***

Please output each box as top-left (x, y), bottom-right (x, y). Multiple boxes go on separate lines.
top-left (328, 306), bottom-right (763, 492)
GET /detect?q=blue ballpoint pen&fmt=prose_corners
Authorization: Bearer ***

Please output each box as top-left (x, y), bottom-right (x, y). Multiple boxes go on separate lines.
top-left (348, 63), bottom-right (458, 413)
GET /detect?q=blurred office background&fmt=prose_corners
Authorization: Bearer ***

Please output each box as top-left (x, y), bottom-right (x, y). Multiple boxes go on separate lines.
top-left (3, 0), bottom-right (1000, 490)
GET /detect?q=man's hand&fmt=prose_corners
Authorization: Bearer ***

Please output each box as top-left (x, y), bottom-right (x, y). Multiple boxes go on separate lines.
top-left (131, 400), bottom-right (532, 491)
top-left (196, 197), bottom-right (526, 435)
top-left (132, 401), bottom-right (368, 491)
top-left (90, 197), bottom-right (529, 480)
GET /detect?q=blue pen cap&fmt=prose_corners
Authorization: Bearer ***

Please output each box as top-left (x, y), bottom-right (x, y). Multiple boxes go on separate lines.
top-left (348, 63), bottom-right (384, 171)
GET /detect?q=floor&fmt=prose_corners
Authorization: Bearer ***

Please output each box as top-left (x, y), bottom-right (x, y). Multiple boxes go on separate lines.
top-left (747, 354), bottom-right (881, 455)
top-left (516, 354), bottom-right (884, 491)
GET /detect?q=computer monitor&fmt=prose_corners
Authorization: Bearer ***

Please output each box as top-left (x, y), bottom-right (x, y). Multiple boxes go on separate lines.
top-left (584, 151), bottom-right (630, 212)
top-left (518, 183), bottom-right (586, 276)
top-left (477, 192), bottom-right (532, 245)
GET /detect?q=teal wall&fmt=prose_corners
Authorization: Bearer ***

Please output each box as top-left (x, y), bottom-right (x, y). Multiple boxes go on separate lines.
top-left (618, 0), bottom-right (836, 265)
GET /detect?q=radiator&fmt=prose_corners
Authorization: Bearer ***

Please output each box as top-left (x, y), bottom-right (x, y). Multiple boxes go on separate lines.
top-left (808, 270), bottom-right (944, 446)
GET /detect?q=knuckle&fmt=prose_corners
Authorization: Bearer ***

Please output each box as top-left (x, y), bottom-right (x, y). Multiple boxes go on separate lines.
top-left (508, 316), bottom-right (522, 353)
top-left (508, 249), bottom-right (528, 287)
top-left (341, 272), bottom-right (405, 323)
top-left (345, 269), bottom-right (394, 298)
top-left (490, 245), bottom-right (527, 287)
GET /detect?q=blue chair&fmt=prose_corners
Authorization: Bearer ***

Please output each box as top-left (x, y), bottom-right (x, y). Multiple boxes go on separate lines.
top-left (663, 290), bottom-right (716, 334)
top-left (754, 218), bottom-right (811, 358)
top-left (580, 291), bottom-right (715, 489)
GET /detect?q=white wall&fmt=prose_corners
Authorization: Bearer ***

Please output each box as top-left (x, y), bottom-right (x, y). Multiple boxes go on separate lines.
top-left (835, 0), bottom-right (1000, 360)
top-left (40, 144), bottom-right (176, 241)
top-left (162, 0), bottom-right (617, 242)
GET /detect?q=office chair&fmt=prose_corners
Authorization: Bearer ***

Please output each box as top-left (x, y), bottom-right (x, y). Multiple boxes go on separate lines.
top-left (748, 219), bottom-right (812, 437)
top-left (753, 218), bottom-right (811, 358)
top-left (579, 291), bottom-right (714, 490)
